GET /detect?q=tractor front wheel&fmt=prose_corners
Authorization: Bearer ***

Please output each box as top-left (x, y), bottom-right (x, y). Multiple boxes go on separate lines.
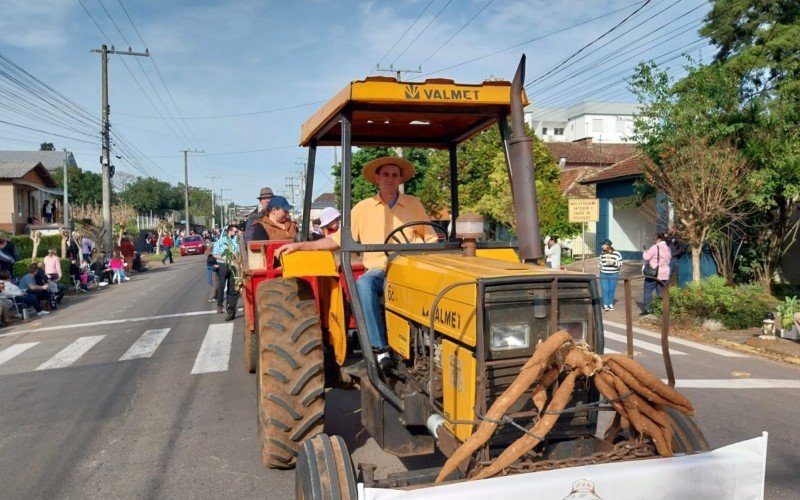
top-left (295, 434), bottom-right (357, 500)
top-left (256, 278), bottom-right (325, 468)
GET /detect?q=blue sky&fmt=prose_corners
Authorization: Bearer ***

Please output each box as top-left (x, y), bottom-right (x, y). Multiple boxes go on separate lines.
top-left (0, 0), bottom-right (711, 206)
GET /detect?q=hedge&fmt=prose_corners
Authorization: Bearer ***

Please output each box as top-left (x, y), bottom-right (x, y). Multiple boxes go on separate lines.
top-left (12, 258), bottom-right (72, 287)
top-left (6, 234), bottom-right (64, 259)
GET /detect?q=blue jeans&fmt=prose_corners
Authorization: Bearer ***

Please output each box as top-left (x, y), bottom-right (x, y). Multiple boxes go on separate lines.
top-left (355, 269), bottom-right (387, 350)
top-left (600, 272), bottom-right (619, 307)
top-left (643, 278), bottom-right (665, 313)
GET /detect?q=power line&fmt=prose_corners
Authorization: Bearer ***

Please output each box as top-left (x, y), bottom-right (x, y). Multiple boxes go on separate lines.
top-left (526, 0), bottom-right (656, 88)
top-left (390, 0), bottom-right (453, 66)
top-left (418, 0), bottom-right (494, 68)
top-left (113, 100), bottom-right (326, 120)
top-left (376, 0), bottom-right (434, 67)
top-left (0, 119), bottom-right (96, 144)
top-left (411, 0), bottom-right (647, 80)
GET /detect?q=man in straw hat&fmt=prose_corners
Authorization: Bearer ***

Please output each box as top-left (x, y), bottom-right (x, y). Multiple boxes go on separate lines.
top-left (244, 186), bottom-right (274, 242)
top-left (275, 156), bottom-right (437, 374)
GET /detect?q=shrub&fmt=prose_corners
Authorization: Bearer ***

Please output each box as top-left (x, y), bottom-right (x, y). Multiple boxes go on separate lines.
top-left (12, 258), bottom-right (72, 287)
top-left (8, 234), bottom-right (64, 259)
top-left (651, 276), bottom-right (771, 330)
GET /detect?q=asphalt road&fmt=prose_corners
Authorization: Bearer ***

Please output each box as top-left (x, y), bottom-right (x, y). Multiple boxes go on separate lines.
top-left (1, 258), bottom-right (798, 499)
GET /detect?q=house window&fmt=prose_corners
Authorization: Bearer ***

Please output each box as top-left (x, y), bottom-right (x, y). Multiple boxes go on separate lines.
top-left (615, 118), bottom-right (626, 133)
top-left (554, 128), bottom-right (564, 135)
top-left (592, 119), bottom-right (603, 133)
top-left (542, 127), bottom-right (548, 135)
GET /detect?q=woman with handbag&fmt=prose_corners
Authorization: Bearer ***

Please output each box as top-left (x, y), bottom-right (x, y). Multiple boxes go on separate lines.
top-left (642, 233), bottom-right (671, 314)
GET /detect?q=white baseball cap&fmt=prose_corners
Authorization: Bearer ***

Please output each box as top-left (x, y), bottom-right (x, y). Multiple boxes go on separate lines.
top-left (319, 207), bottom-right (341, 227)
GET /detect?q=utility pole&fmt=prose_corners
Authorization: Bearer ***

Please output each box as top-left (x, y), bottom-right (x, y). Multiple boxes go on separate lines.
top-left (219, 188), bottom-right (231, 227)
top-left (181, 149), bottom-right (203, 232)
top-left (206, 175), bottom-right (220, 229)
top-left (375, 64), bottom-right (422, 80)
top-left (91, 44), bottom-right (149, 253)
top-left (62, 156), bottom-right (69, 230)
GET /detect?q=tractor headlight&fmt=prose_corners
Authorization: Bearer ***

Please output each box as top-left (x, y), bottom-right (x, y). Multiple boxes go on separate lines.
top-left (490, 323), bottom-right (530, 351)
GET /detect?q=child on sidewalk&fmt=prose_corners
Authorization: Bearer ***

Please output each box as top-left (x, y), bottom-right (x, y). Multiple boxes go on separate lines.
top-left (109, 252), bottom-right (130, 283)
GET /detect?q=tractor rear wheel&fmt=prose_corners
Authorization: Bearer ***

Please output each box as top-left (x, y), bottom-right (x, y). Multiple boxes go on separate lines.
top-left (295, 434), bottom-right (357, 500)
top-left (256, 278), bottom-right (325, 469)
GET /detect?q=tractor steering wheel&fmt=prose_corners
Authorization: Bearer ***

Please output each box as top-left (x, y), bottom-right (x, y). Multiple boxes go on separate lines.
top-left (383, 221), bottom-right (448, 257)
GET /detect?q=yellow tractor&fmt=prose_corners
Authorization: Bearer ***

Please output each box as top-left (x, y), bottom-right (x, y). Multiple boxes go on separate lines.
top-left (246, 56), bottom-right (764, 499)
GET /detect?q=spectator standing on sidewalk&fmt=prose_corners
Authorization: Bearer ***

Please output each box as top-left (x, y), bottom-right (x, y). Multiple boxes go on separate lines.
top-left (80, 234), bottom-right (95, 263)
top-left (212, 224), bottom-right (241, 321)
top-left (545, 236), bottom-right (561, 270)
top-left (598, 239), bottom-right (623, 311)
top-left (642, 233), bottom-right (672, 314)
top-left (120, 236), bottom-right (135, 273)
top-left (161, 233), bottom-right (174, 264)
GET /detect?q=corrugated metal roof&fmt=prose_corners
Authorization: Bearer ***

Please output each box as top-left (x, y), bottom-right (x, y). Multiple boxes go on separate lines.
top-left (0, 150), bottom-right (77, 171)
top-left (0, 160), bottom-right (42, 178)
top-left (0, 160), bottom-right (58, 187)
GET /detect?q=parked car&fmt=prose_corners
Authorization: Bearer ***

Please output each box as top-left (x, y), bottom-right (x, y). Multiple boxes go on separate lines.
top-left (179, 235), bottom-right (207, 256)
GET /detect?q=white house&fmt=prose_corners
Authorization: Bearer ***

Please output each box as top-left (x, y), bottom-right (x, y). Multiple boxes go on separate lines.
top-left (526, 102), bottom-right (642, 143)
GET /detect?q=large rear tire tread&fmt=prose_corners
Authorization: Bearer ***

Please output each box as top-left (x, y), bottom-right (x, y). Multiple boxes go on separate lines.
top-left (295, 434), bottom-right (357, 500)
top-left (256, 278), bottom-right (325, 469)
top-left (244, 328), bottom-right (257, 374)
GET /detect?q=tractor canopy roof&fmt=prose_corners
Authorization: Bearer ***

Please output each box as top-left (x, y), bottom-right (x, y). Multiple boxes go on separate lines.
top-left (299, 76), bottom-right (528, 149)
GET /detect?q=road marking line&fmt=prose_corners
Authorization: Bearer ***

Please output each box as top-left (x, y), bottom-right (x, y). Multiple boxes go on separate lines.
top-left (0, 342), bottom-right (39, 366)
top-left (604, 320), bottom-right (745, 358)
top-left (0, 309), bottom-right (219, 337)
top-left (191, 323), bottom-right (233, 374)
top-left (604, 331), bottom-right (686, 355)
top-left (119, 328), bottom-right (170, 361)
top-left (674, 379), bottom-right (800, 389)
top-left (36, 335), bottom-right (105, 370)
top-left (602, 347), bottom-right (620, 354)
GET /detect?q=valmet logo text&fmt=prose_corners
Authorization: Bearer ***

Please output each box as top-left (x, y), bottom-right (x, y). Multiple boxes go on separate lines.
top-left (404, 84), bottom-right (480, 101)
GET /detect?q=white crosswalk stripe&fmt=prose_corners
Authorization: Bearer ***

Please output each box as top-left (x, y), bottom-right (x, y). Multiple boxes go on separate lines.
top-left (604, 320), bottom-right (745, 357)
top-left (603, 331), bottom-right (686, 355)
top-left (191, 323), bottom-right (234, 374)
top-left (0, 342), bottom-right (39, 366)
top-left (36, 335), bottom-right (105, 370)
top-left (119, 328), bottom-right (171, 361)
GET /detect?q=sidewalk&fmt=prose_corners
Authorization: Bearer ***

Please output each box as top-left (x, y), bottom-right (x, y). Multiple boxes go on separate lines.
top-left (566, 256), bottom-right (800, 365)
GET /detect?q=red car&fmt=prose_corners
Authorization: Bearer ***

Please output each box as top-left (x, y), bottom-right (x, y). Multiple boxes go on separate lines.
top-left (179, 235), bottom-right (207, 256)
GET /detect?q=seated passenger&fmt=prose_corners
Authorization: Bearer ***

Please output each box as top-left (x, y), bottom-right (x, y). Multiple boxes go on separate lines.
top-left (252, 196), bottom-right (298, 241)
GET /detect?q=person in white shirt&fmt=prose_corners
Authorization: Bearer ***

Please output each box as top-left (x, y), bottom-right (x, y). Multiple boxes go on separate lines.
top-left (545, 236), bottom-right (562, 270)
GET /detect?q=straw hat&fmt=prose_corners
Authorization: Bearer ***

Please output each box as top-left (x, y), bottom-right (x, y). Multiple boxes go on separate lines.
top-left (361, 156), bottom-right (415, 185)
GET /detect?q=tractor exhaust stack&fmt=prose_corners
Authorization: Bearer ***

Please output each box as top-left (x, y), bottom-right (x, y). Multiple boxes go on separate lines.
top-left (508, 55), bottom-right (543, 262)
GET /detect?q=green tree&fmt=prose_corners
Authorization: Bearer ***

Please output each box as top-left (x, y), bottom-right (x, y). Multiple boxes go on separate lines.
top-left (631, 0), bottom-right (800, 288)
top-left (39, 142), bottom-right (54, 151)
top-left (119, 177), bottom-right (180, 212)
top-left (52, 165), bottom-right (103, 206)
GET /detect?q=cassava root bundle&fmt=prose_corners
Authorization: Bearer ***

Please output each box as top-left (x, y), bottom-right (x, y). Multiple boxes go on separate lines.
top-left (435, 332), bottom-right (695, 483)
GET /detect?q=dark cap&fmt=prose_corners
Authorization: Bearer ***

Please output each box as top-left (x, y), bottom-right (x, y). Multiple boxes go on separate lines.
top-left (257, 187), bottom-right (274, 199)
top-left (601, 239), bottom-right (612, 246)
top-left (267, 196), bottom-right (293, 211)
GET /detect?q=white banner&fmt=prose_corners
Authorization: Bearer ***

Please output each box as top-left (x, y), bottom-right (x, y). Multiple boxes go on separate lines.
top-left (361, 433), bottom-right (768, 500)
